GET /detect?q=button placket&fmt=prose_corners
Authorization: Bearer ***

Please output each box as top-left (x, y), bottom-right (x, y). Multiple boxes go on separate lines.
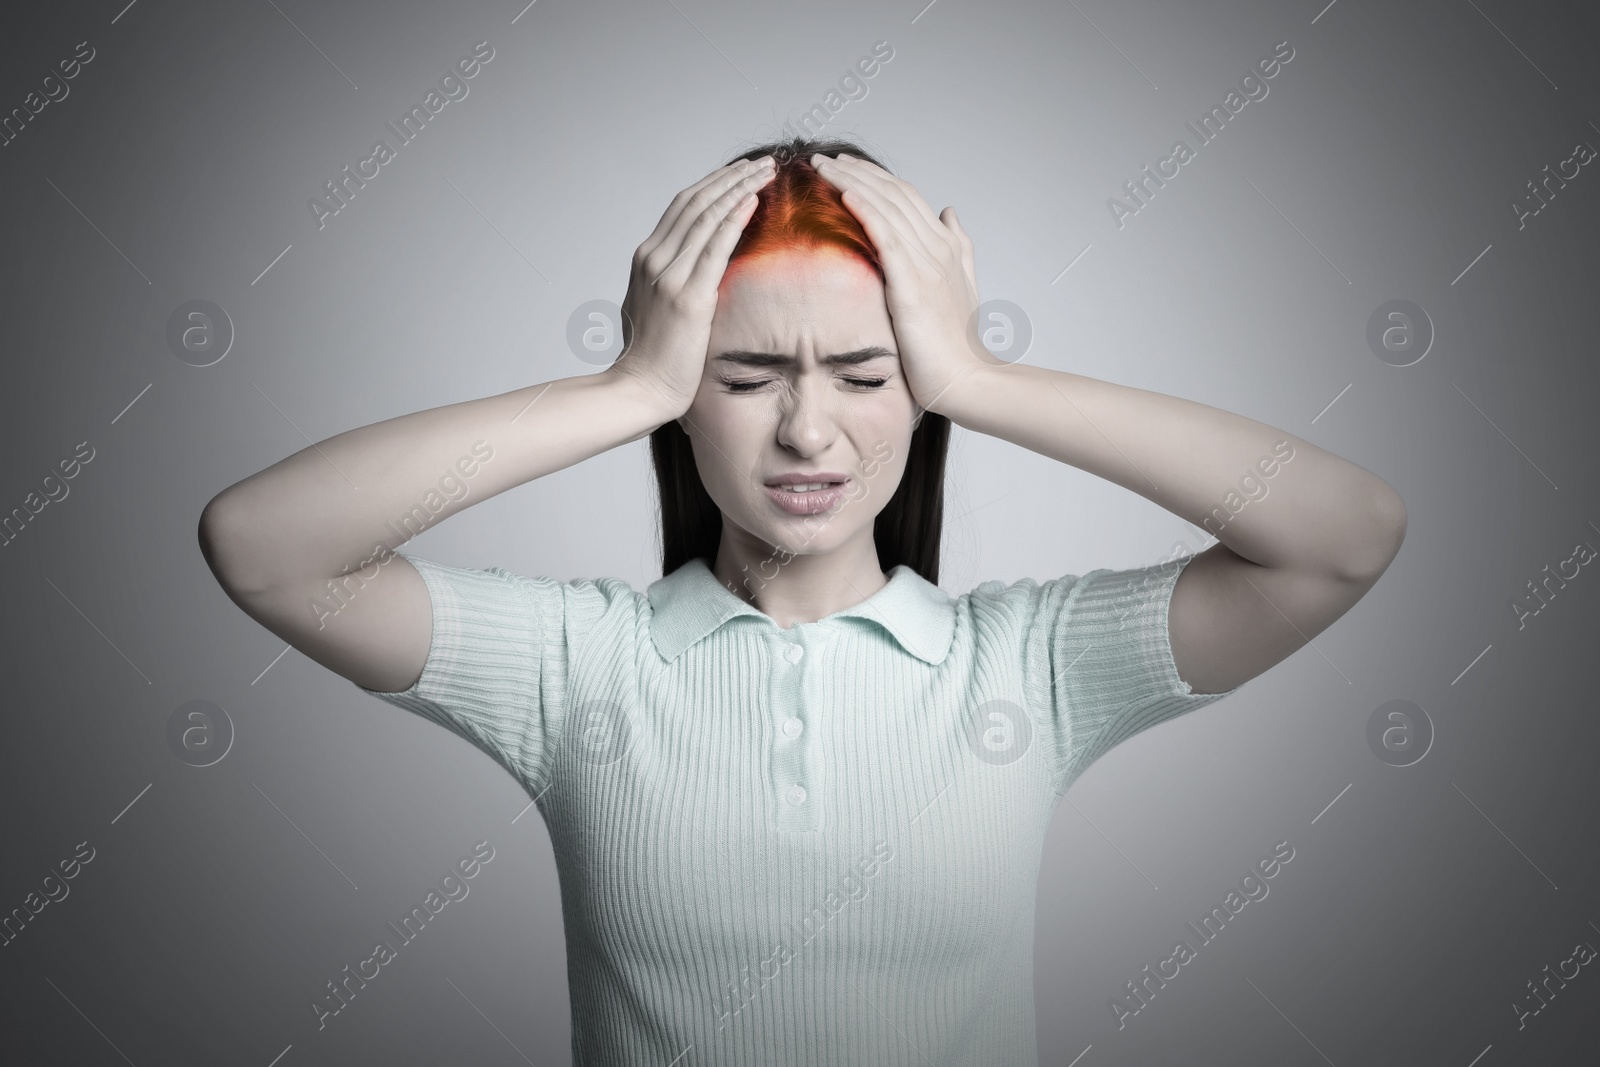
top-left (768, 627), bottom-right (823, 832)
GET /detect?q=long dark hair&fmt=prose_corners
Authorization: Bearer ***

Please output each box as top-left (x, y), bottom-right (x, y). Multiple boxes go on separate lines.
top-left (649, 135), bottom-right (951, 585)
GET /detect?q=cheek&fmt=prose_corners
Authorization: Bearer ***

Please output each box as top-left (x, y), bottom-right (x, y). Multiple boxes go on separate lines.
top-left (840, 479), bottom-right (869, 503)
top-left (684, 407), bottom-right (765, 501)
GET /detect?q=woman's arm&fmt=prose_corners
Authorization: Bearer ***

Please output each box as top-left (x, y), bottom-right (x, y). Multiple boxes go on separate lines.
top-left (198, 370), bottom-right (673, 693)
top-left (200, 156), bottom-right (775, 694)
top-left (809, 151), bottom-right (1406, 695)
top-left (929, 366), bottom-right (1405, 694)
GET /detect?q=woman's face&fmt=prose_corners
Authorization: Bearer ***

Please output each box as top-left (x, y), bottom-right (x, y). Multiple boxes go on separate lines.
top-left (678, 247), bottom-right (919, 561)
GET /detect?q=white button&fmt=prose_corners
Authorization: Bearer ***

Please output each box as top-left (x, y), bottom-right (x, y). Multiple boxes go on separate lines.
top-left (782, 717), bottom-right (803, 738)
top-left (785, 785), bottom-right (807, 806)
top-left (785, 644), bottom-right (804, 663)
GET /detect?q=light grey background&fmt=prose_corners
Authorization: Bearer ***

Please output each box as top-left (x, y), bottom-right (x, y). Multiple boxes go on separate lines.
top-left (3, 0), bottom-right (1598, 1063)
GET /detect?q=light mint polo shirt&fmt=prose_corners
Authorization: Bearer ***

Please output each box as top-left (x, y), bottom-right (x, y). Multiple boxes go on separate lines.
top-left (359, 550), bottom-right (1238, 1065)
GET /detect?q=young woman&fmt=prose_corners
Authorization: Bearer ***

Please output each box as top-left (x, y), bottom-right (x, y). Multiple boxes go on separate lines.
top-left (199, 136), bottom-right (1405, 1065)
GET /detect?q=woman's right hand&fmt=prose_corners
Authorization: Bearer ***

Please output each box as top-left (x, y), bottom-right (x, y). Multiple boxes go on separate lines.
top-left (607, 155), bottom-right (777, 420)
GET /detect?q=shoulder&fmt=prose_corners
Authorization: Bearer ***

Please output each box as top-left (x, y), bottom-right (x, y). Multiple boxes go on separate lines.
top-left (957, 570), bottom-right (1095, 618)
top-left (956, 562), bottom-right (1190, 654)
top-left (408, 556), bottom-right (643, 601)
top-left (404, 555), bottom-right (647, 641)
top-left (512, 570), bottom-right (648, 622)
top-left (510, 569), bottom-right (642, 600)
top-left (943, 571), bottom-right (1095, 657)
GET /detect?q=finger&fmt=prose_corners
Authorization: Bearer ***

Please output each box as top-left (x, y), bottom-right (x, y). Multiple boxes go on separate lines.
top-left (814, 156), bottom-right (958, 287)
top-left (658, 157), bottom-right (776, 259)
top-left (644, 159), bottom-right (765, 272)
top-left (818, 155), bottom-right (943, 252)
top-left (645, 158), bottom-right (763, 247)
top-left (818, 159), bottom-right (951, 282)
top-left (846, 185), bottom-right (948, 284)
top-left (811, 155), bottom-right (924, 257)
top-left (641, 158), bottom-right (770, 264)
top-left (652, 166), bottom-right (774, 289)
top-left (645, 165), bottom-right (772, 286)
top-left (685, 183), bottom-right (765, 293)
top-left (638, 161), bottom-right (745, 256)
top-left (828, 154), bottom-right (952, 249)
top-left (844, 161), bottom-right (975, 297)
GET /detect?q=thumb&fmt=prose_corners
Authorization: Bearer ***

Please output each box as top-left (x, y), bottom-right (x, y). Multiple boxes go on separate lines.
top-left (941, 207), bottom-right (977, 293)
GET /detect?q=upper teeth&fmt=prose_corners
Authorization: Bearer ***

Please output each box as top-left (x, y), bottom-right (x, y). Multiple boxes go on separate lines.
top-left (779, 482), bottom-right (831, 492)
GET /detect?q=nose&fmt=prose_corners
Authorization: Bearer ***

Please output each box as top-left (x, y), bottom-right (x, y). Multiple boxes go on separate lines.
top-left (774, 373), bottom-right (840, 456)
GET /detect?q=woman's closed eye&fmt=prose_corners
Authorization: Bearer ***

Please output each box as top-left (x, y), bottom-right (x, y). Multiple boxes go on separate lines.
top-left (720, 376), bottom-right (889, 393)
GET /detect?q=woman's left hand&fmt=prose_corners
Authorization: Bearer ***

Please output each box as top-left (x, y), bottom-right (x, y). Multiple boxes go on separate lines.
top-left (810, 152), bottom-right (998, 415)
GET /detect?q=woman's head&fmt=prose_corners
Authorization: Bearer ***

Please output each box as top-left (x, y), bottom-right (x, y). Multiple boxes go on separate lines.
top-left (649, 136), bottom-right (949, 584)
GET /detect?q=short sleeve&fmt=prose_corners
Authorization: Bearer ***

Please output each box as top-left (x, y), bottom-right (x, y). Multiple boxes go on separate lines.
top-left (354, 554), bottom-right (633, 797)
top-left (1018, 552), bottom-right (1240, 796)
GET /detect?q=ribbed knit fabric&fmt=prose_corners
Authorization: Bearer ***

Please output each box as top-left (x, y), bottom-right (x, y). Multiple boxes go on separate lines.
top-left (358, 551), bottom-right (1239, 1065)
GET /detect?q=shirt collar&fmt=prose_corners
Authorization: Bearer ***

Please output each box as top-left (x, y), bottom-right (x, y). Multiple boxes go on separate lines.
top-left (646, 557), bottom-right (956, 666)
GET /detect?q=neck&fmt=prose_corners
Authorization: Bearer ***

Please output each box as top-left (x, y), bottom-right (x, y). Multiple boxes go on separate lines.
top-left (712, 530), bottom-right (889, 629)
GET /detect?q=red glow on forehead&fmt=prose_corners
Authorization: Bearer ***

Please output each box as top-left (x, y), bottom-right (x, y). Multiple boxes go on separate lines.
top-left (718, 246), bottom-right (881, 294)
top-left (719, 152), bottom-right (886, 293)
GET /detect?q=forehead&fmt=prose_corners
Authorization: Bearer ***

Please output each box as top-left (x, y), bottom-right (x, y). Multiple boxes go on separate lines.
top-left (713, 249), bottom-right (889, 344)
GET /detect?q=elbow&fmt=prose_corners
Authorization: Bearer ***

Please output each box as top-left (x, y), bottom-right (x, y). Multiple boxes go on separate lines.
top-left (197, 494), bottom-right (237, 588)
top-left (1332, 481), bottom-right (1407, 584)
top-left (198, 491), bottom-right (271, 599)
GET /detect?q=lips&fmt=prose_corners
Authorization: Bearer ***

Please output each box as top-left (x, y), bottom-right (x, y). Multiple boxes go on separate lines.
top-left (763, 471), bottom-right (849, 488)
top-left (763, 478), bottom-right (849, 516)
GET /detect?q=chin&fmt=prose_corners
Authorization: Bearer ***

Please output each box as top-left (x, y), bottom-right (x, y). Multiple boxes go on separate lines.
top-left (738, 514), bottom-right (830, 554)
top-left (779, 520), bottom-right (861, 557)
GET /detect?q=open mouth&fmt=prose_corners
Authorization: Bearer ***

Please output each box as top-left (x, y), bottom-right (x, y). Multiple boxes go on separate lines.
top-left (763, 480), bottom-right (848, 515)
top-left (769, 481), bottom-right (842, 492)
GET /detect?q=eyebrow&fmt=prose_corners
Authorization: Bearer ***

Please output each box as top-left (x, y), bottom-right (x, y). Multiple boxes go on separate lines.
top-left (713, 346), bottom-right (896, 368)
